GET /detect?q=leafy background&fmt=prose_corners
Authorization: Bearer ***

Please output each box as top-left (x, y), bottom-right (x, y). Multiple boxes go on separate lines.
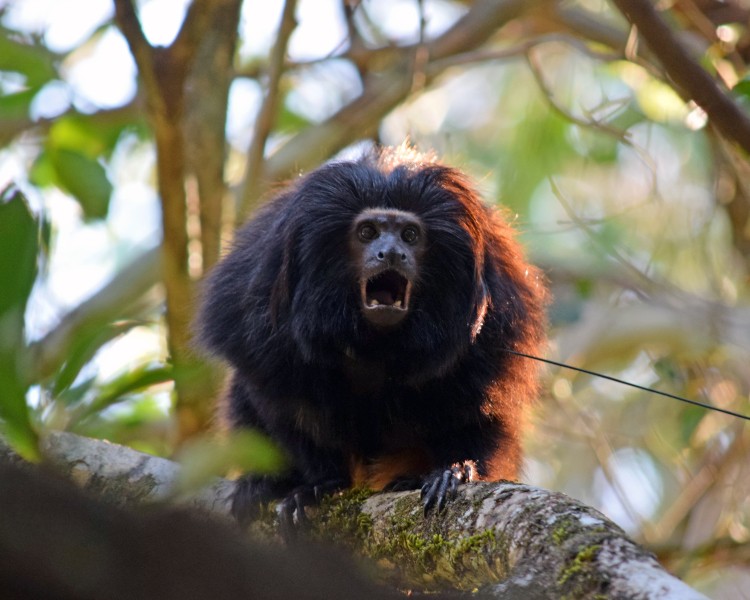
top-left (1, 0), bottom-right (749, 596)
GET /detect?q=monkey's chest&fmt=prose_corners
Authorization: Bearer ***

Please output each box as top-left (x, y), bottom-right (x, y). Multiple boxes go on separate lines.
top-left (341, 355), bottom-right (389, 396)
top-left (342, 397), bottom-right (434, 490)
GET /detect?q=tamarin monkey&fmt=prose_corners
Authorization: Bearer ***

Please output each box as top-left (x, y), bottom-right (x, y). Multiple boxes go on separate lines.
top-left (198, 147), bottom-right (548, 528)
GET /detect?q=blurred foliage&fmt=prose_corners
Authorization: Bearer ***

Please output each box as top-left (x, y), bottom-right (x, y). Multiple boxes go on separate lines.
top-left (0, 0), bottom-right (749, 596)
top-left (173, 430), bottom-right (287, 495)
top-left (0, 187), bottom-right (41, 460)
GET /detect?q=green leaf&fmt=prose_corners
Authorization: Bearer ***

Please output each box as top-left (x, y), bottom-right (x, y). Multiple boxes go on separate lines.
top-left (678, 405), bottom-right (705, 448)
top-left (0, 187), bottom-right (40, 460)
top-left (0, 188), bottom-right (38, 318)
top-left (69, 363), bottom-right (174, 425)
top-left (0, 88), bottom-right (37, 122)
top-left (0, 421), bottom-right (40, 462)
top-left (732, 77), bottom-right (750, 113)
top-left (49, 115), bottom-right (123, 158)
top-left (733, 78), bottom-right (750, 99)
top-left (28, 151), bottom-right (56, 187)
top-left (174, 430), bottom-right (287, 494)
top-left (31, 115), bottom-right (141, 218)
top-left (56, 376), bottom-right (98, 408)
top-left (49, 148), bottom-right (112, 219)
top-left (51, 320), bottom-right (142, 397)
top-left (0, 32), bottom-right (57, 87)
top-left (37, 115), bottom-right (133, 219)
top-left (277, 104), bottom-right (312, 134)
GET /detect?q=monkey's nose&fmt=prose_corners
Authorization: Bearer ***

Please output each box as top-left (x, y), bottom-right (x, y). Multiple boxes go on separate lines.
top-left (376, 248), bottom-right (407, 264)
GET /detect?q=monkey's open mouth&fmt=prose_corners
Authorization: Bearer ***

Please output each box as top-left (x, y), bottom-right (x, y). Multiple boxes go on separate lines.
top-left (360, 269), bottom-right (411, 326)
top-left (364, 270), bottom-right (410, 308)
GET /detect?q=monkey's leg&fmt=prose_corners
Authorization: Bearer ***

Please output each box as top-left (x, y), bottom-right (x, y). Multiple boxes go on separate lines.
top-left (233, 469), bottom-right (349, 532)
top-left (267, 431), bottom-right (351, 539)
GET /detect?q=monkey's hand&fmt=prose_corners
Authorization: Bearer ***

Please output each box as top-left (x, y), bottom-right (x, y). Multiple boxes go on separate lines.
top-left (420, 461), bottom-right (476, 516)
top-left (278, 479), bottom-right (347, 541)
top-left (232, 474), bottom-right (301, 526)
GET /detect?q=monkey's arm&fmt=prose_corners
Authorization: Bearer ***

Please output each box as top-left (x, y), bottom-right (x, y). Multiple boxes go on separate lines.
top-left (388, 391), bottom-right (519, 516)
top-left (226, 374), bottom-right (351, 534)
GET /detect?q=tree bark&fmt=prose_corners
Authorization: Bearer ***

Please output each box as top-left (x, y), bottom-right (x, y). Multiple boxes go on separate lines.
top-left (0, 432), bottom-right (708, 599)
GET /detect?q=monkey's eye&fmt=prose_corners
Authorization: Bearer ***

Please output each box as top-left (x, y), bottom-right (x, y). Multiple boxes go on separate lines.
top-left (358, 223), bottom-right (378, 242)
top-left (401, 226), bottom-right (419, 244)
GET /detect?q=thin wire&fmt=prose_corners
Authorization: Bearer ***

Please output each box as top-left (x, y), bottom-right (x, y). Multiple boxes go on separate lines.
top-left (503, 348), bottom-right (750, 422)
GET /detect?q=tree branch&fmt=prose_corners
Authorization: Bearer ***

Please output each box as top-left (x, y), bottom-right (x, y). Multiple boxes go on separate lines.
top-left (114, 0), bottom-right (194, 440)
top-left (611, 0), bottom-right (750, 154)
top-left (1, 431), bottom-right (709, 599)
top-left (259, 0), bottom-right (546, 191)
top-left (113, 0), bottom-right (166, 117)
top-left (115, 0), bottom-right (245, 440)
top-left (170, 0), bottom-right (216, 67)
top-left (183, 0), bottom-right (243, 271)
top-left (240, 0), bottom-right (299, 219)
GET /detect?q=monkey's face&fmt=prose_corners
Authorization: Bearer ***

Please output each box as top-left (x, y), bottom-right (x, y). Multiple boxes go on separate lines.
top-left (350, 208), bottom-right (426, 328)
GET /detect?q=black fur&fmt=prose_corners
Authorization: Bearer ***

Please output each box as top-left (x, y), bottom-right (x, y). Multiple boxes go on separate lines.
top-left (199, 147), bottom-right (547, 523)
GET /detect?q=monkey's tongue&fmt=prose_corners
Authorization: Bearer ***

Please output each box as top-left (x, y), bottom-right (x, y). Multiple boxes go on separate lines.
top-left (370, 290), bottom-right (396, 305)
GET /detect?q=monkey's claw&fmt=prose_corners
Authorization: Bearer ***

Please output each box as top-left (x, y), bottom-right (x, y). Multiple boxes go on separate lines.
top-left (279, 487), bottom-right (313, 541)
top-left (420, 463), bottom-right (474, 516)
top-left (232, 475), bottom-right (289, 526)
top-left (278, 479), bottom-right (346, 541)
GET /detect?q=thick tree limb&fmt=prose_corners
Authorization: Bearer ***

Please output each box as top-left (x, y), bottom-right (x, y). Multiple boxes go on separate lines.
top-left (611, 0), bottom-right (750, 154)
top-left (37, 430), bottom-right (234, 513)
top-left (365, 483), bottom-right (706, 599)
top-left (184, 0), bottom-right (243, 272)
top-left (114, 0), bottom-right (198, 440)
top-left (1, 431), bottom-right (708, 599)
top-left (114, 0), bottom-right (243, 440)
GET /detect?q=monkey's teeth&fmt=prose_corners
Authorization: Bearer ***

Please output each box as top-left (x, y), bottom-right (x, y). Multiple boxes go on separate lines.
top-left (394, 300), bottom-right (402, 308)
top-left (370, 300), bottom-right (379, 306)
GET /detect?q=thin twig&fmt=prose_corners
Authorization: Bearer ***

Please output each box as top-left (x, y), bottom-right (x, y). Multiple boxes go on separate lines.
top-left (523, 48), bottom-right (660, 193)
top-left (260, 0), bottom-right (543, 185)
top-left (548, 177), bottom-right (658, 299)
top-left (113, 0), bottom-right (158, 103)
top-left (410, 0), bottom-right (429, 93)
top-left (240, 0), bottom-right (299, 220)
top-left (429, 33), bottom-right (622, 70)
top-left (525, 50), bottom-right (630, 142)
